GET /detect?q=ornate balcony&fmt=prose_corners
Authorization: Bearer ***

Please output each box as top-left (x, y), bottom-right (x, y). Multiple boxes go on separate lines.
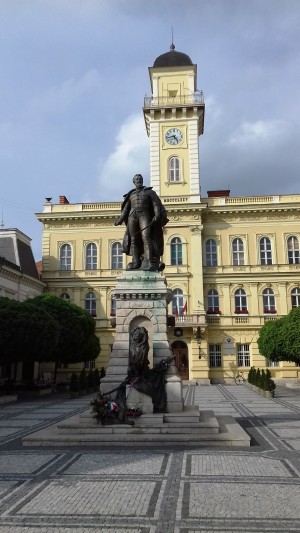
top-left (174, 314), bottom-right (206, 327)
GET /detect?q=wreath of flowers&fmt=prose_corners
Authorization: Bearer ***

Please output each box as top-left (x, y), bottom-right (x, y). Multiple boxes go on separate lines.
top-left (90, 394), bottom-right (143, 425)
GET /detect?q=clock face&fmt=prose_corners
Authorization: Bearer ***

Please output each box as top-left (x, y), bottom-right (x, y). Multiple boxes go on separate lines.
top-left (165, 128), bottom-right (183, 145)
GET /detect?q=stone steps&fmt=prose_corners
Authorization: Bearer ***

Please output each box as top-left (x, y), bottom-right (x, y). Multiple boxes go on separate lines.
top-left (22, 408), bottom-right (250, 447)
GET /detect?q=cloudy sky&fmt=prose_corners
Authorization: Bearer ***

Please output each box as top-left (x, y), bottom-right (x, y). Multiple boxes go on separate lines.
top-left (0, 0), bottom-right (299, 259)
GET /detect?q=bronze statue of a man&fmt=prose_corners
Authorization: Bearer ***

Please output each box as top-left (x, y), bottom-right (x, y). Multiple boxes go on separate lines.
top-left (115, 174), bottom-right (168, 271)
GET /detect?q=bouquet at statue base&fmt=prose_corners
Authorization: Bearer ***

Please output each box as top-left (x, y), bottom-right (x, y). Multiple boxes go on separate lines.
top-left (90, 396), bottom-right (120, 425)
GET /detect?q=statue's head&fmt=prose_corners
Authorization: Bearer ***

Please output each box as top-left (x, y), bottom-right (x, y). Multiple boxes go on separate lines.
top-left (131, 326), bottom-right (148, 344)
top-left (133, 174), bottom-right (143, 187)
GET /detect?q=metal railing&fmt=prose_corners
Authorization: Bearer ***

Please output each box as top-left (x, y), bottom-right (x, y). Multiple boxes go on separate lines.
top-left (144, 92), bottom-right (204, 108)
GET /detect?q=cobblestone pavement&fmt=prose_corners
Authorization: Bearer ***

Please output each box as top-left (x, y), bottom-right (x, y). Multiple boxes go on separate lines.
top-left (0, 385), bottom-right (300, 532)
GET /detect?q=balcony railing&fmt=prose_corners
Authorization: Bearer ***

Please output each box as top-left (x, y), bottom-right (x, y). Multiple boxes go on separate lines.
top-left (174, 314), bottom-right (206, 327)
top-left (144, 92), bottom-right (204, 108)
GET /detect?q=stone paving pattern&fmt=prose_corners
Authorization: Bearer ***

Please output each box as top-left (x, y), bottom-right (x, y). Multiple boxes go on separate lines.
top-left (0, 386), bottom-right (300, 532)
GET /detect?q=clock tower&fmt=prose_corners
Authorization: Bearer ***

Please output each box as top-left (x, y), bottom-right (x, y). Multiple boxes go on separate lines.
top-left (143, 44), bottom-right (205, 200)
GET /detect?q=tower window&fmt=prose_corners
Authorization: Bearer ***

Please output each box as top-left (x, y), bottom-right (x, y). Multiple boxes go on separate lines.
top-left (171, 237), bottom-right (183, 265)
top-left (169, 157), bottom-right (180, 182)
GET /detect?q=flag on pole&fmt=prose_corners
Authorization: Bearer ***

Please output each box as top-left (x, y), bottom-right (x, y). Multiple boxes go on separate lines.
top-left (182, 301), bottom-right (187, 314)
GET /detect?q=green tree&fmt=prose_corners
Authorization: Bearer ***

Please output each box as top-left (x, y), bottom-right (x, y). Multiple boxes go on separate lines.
top-left (0, 297), bottom-right (59, 364)
top-left (30, 294), bottom-right (100, 364)
top-left (258, 308), bottom-right (300, 364)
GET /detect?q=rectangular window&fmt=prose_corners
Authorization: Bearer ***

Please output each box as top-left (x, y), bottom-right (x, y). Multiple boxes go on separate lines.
top-left (57, 362), bottom-right (68, 369)
top-left (84, 360), bottom-right (96, 370)
top-left (237, 344), bottom-right (250, 367)
top-left (266, 359), bottom-right (279, 367)
top-left (209, 345), bottom-right (222, 368)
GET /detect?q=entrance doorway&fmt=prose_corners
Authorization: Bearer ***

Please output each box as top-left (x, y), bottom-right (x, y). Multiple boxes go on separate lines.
top-left (171, 341), bottom-right (189, 380)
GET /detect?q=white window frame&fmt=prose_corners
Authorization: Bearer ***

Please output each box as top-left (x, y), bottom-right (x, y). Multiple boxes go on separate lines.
top-left (111, 242), bottom-right (123, 270)
top-left (168, 156), bottom-right (180, 182)
top-left (86, 243), bottom-right (97, 270)
top-left (209, 345), bottom-right (222, 368)
top-left (232, 238), bottom-right (244, 266)
top-left (172, 288), bottom-right (184, 315)
top-left (171, 237), bottom-right (183, 265)
top-left (291, 288), bottom-right (300, 308)
top-left (234, 289), bottom-right (248, 312)
top-left (207, 289), bottom-right (220, 313)
top-left (237, 344), bottom-right (250, 367)
top-left (85, 291), bottom-right (97, 317)
top-left (60, 243), bottom-right (72, 271)
top-left (262, 288), bottom-right (276, 312)
top-left (205, 239), bottom-right (218, 267)
top-left (260, 237), bottom-right (272, 265)
top-left (287, 236), bottom-right (300, 264)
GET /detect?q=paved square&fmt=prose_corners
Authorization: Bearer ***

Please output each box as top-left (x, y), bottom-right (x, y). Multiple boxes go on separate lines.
top-left (0, 454), bottom-right (57, 474)
top-left (17, 480), bottom-right (157, 516)
top-left (187, 482), bottom-right (300, 519)
top-left (63, 453), bottom-right (165, 475)
top-left (0, 384), bottom-right (300, 532)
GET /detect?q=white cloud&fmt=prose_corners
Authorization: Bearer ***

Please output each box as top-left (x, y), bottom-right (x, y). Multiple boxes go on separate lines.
top-left (229, 119), bottom-right (292, 146)
top-left (27, 69), bottom-right (101, 118)
top-left (204, 95), bottom-right (223, 130)
top-left (97, 114), bottom-right (149, 199)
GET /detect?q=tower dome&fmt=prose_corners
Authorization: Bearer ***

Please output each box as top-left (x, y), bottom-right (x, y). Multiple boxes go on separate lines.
top-left (153, 44), bottom-right (193, 68)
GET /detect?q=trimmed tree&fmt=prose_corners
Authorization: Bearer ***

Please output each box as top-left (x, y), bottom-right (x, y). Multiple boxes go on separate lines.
top-left (0, 297), bottom-right (59, 364)
top-left (29, 294), bottom-right (100, 365)
top-left (258, 308), bottom-right (300, 364)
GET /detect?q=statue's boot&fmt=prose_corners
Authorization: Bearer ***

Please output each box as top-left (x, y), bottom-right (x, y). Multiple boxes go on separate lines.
top-left (126, 249), bottom-right (141, 271)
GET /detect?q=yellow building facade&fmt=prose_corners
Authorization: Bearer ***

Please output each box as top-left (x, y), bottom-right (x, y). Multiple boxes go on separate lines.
top-left (37, 46), bottom-right (300, 384)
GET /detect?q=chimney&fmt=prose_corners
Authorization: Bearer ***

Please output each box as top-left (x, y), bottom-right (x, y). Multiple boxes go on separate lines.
top-left (207, 190), bottom-right (230, 198)
top-left (59, 195), bottom-right (69, 205)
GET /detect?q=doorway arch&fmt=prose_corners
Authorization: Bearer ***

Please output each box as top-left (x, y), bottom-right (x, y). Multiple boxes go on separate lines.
top-left (171, 340), bottom-right (189, 380)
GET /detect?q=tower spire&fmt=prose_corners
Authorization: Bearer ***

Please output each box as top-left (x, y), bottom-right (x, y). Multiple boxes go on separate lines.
top-left (170, 27), bottom-right (175, 50)
top-left (0, 209), bottom-right (4, 229)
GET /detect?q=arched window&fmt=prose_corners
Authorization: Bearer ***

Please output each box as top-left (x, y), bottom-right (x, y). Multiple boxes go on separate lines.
top-left (172, 288), bottom-right (184, 316)
top-left (60, 244), bottom-right (71, 271)
top-left (169, 156), bottom-right (180, 182)
top-left (287, 236), bottom-right (300, 264)
top-left (205, 239), bottom-right (217, 266)
top-left (85, 291), bottom-right (97, 317)
top-left (234, 289), bottom-right (247, 313)
top-left (110, 295), bottom-right (116, 316)
top-left (291, 288), bottom-right (300, 308)
top-left (260, 237), bottom-right (272, 265)
top-left (111, 242), bottom-right (123, 270)
top-left (262, 288), bottom-right (276, 313)
top-left (171, 237), bottom-right (183, 265)
top-left (232, 238), bottom-right (244, 265)
top-left (207, 289), bottom-right (219, 313)
top-left (60, 293), bottom-right (70, 301)
top-left (86, 243), bottom-right (97, 270)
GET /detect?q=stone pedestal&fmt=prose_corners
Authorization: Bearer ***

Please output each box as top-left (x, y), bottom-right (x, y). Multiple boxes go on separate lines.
top-left (126, 386), bottom-right (153, 414)
top-left (100, 270), bottom-right (183, 412)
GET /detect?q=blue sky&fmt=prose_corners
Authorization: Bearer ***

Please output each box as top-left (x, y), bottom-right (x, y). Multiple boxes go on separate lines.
top-left (0, 0), bottom-right (300, 259)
